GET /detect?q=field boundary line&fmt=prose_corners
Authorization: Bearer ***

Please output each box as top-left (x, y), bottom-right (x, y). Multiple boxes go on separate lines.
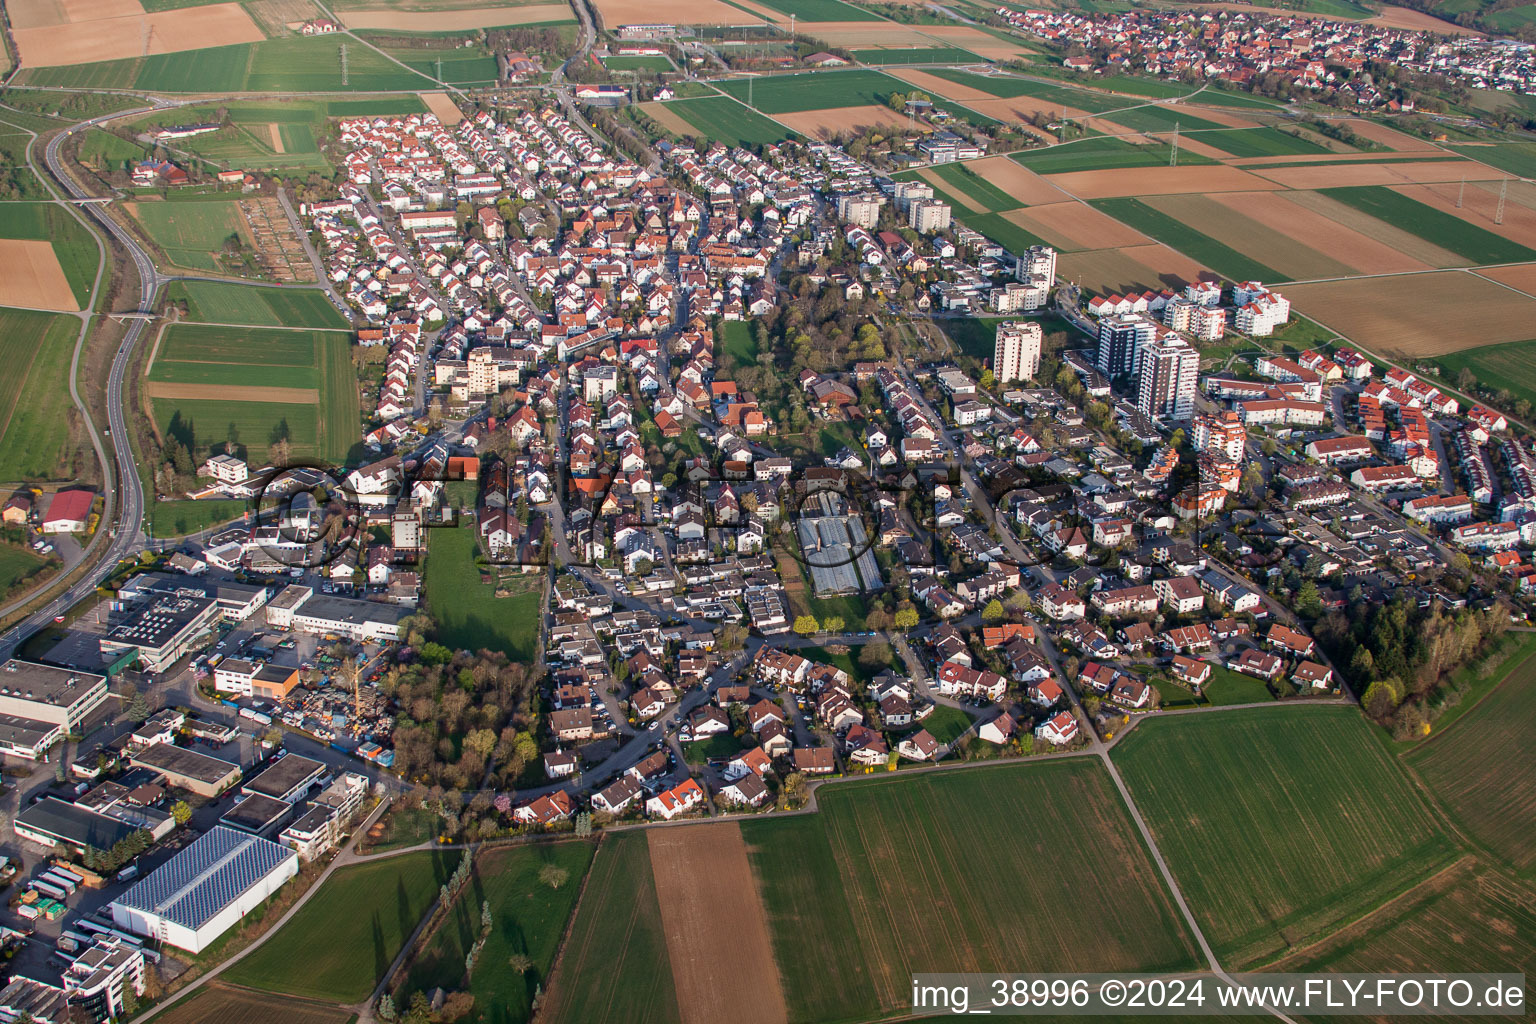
top-left (1401, 639), bottom-right (1536, 756)
top-left (534, 831), bottom-right (607, 1024)
top-left (143, 318), bottom-right (169, 377)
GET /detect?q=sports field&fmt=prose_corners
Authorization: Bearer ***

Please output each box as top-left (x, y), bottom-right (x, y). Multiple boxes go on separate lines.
top-left (603, 54), bottom-right (671, 71)
top-left (1319, 185), bottom-right (1536, 265)
top-left (0, 309), bottom-right (83, 481)
top-left (1089, 197), bottom-right (1285, 282)
top-left (147, 323), bottom-right (358, 463)
top-left (663, 96), bottom-right (789, 146)
top-left (543, 832), bottom-right (680, 1024)
top-left (742, 758), bottom-right (1199, 1023)
top-left (1408, 651), bottom-right (1536, 872)
top-left (170, 280), bottom-right (350, 329)
top-left (400, 842), bottom-right (594, 1024)
top-left (424, 526), bottom-right (541, 660)
top-left (0, 203), bottom-right (99, 308)
top-left (223, 851), bottom-right (454, 1002)
top-left (1112, 707), bottom-right (1458, 968)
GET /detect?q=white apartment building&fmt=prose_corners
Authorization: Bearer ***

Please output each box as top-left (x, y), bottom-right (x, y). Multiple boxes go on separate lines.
top-left (908, 198), bottom-right (951, 233)
top-left (993, 321), bottom-right (1042, 383)
top-left (1137, 337), bottom-right (1198, 421)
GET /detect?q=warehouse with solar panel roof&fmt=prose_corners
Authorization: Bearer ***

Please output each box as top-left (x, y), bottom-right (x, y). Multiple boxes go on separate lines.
top-left (108, 825), bottom-right (298, 954)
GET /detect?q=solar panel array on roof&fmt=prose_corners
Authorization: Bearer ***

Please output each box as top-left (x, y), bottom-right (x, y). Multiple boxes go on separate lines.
top-left (113, 825), bottom-right (295, 930)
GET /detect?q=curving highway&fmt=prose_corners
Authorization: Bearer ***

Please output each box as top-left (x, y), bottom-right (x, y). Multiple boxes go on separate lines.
top-left (0, 101), bottom-right (181, 660)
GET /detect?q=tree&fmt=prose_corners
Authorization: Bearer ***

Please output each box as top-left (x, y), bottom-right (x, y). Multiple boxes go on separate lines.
top-left (126, 691), bottom-right (151, 723)
top-left (508, 953), bottom-right (534, 975)
top-left (170, 800), bottom-right (192, 826)
top-left (539, 863), bottom-right (569, 889)
top-left (981, 599), bottom-right (1005, 624)
top-left (54, 760), bottom-right (66, 784)
top-left (793, 614), bottom-right (819, 636)
top-left (892, 607), bottom-right (920, 630)
top-left (377, 994), bottom-right (397, 1022)
top-left (858, 639), bottom-right (892, 669)
top-left (822, 615), bottom-right (845, 634)
top-left (268, 437), bottom-right (292, 468)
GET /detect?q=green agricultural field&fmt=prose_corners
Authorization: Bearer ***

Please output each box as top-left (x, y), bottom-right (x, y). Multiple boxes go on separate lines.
top-left (1113, 707), bottom-right (1458, 968)
top-left (247, 37), bottom-right (433, 92)
top-left (543, 833), bottom-right (679, 1024)
top-left (1195, 87), bottom-right (1285, 109)
top-left (664, 96), bottom-right (789, 146)
top-left (0, 203), bottom-right (98, 308)
top-left (328, 97), bottom-right (429, 117)
top-left (743, 759), bottom-right (1199, 1024)
top-left (393, 48), bottom-right (500, 86)
top-left (154, 398), bottom-right (322, 462)
top-left (1319, 185), bottom-right (1536, 265)
top-left (401, 842), bottom-right (595, 1024)
top-left (1100, 104), bottom-right (1227, 134)
top-left (1408, 649), bottom-right (1536, 872)
top-left (753, 0), bottom-right (881, 17)
top-left (18, 58), bottom-right (140, 91)
top-left (852, 47), bottom-right (985, 65)
top-left (922, 67), bottom-right (1121, 112)
top-left (1187, 126), bottom-right (1333, 158)
top-left (137, 44), bottom-right (254, 92)
top-left (1080, 75), bottom-right (1194, 99)
top-left (1453, 141), bottom-right (1536, 178)
top-left (223, 851), bottom-right (454, 1002)
top-left (170, 280), bottom-right (350, 329)
top-left (926, 160), bottom-right (1020, 212)
top-left (0, 310), bottom-right (83, 481)
top-left (146, 499), bottom-right (249, 538)
top-left (128, 199), bottom-right (245, 272)
top-left (1430, 338), bottom-right (1536, 414)
top-left (603, 55), bottom-right (672, 71)
top-left (149, 324), bottom-right (344, 391)
top-left (1486, 2), bottom-right (1536, 28)
top-left (1012, 135), bottom-right (1213, 173)
top-left (1090, 197), bottom-right (1284, 282)
top-left (716, 69), bottom-right (899, 113)
top-left (964, 211), bottom-right (1052, 255)
top-left (424, 526), bottom-right (541, 661)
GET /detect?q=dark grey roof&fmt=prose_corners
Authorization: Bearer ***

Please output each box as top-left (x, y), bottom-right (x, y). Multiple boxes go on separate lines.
top-left (17, 796), bottom-right (140, 849)
top-left (112, 825), bottom-right (295, 930)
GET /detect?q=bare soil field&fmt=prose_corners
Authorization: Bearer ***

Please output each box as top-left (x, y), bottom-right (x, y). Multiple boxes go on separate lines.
top-left (1166, 105), bottom-right (1258, 129)
top-left (9, 0), bottom-right (141, 29)
top-left (0, 240), bottom-right (81, 312)
top-left (965, 154), bottom-right (1068, 205)
top-left (1005, 201), bottom-right (1149, 252)
top-left (640, 101), bottom-right (697, 137)
top-left (965, 94), bottom-right (1086, 123)
top-left (592, 0), bottom-right (764, 25)
top-left (14, 3), bottom-right (263, 66)
top-left (244, 0), bottom-right (322, 35)
top-left (1252, 160), bottom-right (1499, 189)
top-left (920, 24), bottom-right (1034, 58)
top-left (1283, 190), bottom-right (1465, 268)
top-left (774, 104), bottom-right (909, 138)
top-left (145, 381), bottom-right (319, 403)
top-left (339, 4), bottom-right (569, 27)
top-left (420, 91), bottom-right (464, 125)
top-left (648, 824), bottom-right (787, 1024)
top-left (1285, 271), bottom-right (1536, 356)
top-left (887, 67), bottom-right (1004, 104)
top-left (153, 984), bottom-right (352, 1024)
top-left (1058, 243), bottom-right (1212, 295)
top-left (1210, 190), bottom-right (1432, 276)
top-left (1145, 192), bottom-right (1358, 281)
top-left (797, 22), bottom-right (925, 45)
top-left (1340, 117), bottom-right (1441, 151)
top-left (1473, 262), bottom-right (1536, 298)
top-left (1228, 150), bottom-right (1455, 166)
top-left (1045, 164), bottom-right (1282, 200)
top-left (1393, 181), bottom-right (1536, 251)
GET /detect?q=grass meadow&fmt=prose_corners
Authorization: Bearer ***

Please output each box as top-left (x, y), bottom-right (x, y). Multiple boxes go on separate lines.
top-left (0, 310), bottom-right (82, 481)
top-left (665, 96), bottom-right (789, 146)
top-left (1012, 136), bottom-right (1214, 173)
top-left (1112, 707), bottom-right (1459, 968)
top-left (128, 199), bottom-right (246, 272)
top-left (170, 280), bottom-right (350, 329)
top-left (424, 526), bottom-right (541, 660)
top-left (223, 851), bottom-right (454, 1002)
top-left (741, 758), bottom-right (1200, 1023)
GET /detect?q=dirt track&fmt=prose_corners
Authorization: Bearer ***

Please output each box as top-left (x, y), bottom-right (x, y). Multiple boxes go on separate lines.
top-left (0, 239), bottom-right (80, 312)
top-left (648, 823), bottom-right (788, 1024)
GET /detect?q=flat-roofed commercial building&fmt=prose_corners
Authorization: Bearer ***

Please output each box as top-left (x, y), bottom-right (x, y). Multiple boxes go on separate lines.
top-left (219, 793), bottom-right (293, 836)
top-left (99, 594), bottom-right (221, 674)
top-left (129, 742), bottom-right (241, 798)
top-left (0, 659), bottom-right (109, 758)
top-left (15, 796), bottom-right (143, 854)
top-left (243, 753), bottom-right (329, 805)
top-left (288, 595), bottom-right (407, 643)
top-left (110, 826), bottom-right (299, 954)
top-left (212, 660), bottom-right (300, 700)
top-left (116, 573), bottom-right (270, 622)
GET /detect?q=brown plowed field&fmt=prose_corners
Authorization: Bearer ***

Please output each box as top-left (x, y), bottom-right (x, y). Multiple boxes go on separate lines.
top-left (1166, 105), bottom-right (1258, 129)
top-left (1251, 160), bottom-right (1499, 189)
top-left (1168, 135), bottom-right (1230, 160)
top-left (145, 382), bottom-right (319, 403)
top-left (1058, 243), bottom-right (1211, 295)
top-left (965, 155), bottom-right (1068, 205)
top-left (1282, 190), bottom-right (1465, 268)
top-left (592, 0), bottom-right (757, 26)
top-left (14, 2), bottom-right (263, 66)
top-left (1285, 271), bottom-right (1536, 356)
top-left (339, 4), bottom-right (569, 28)
top-left (153, 984), bottom-right (351, 1024)
top-left (1393, 181), bottom-right (1536, 251)
top-left (1004, 201), bottom-right (1149, 252)
top-left (1473, 262), bottom-right (1536, 298)
top-left (648, 824), bottom-right (787, 1024)
top-left (887, 67), bottom-right (1008, 104)
top-left (965, 94), bottom-right (1086, 123)
top-left (1143, 193), bottom-right (1356, 281)
top-left (775, 104), bottom-right (909, 138)
top-left (0, 240), bottom-right (80, 312)
top-left (1045, 164), bottom-right (1281, 199)
top-left (640, 101), bottom-right (696, 137)
top-left (1209, 191), bottom-right (1432, 276)
top-left (1339, 118), bottom-right (1441, 151)
top-left (421, 91), bottom-right (465, 125)
top-left (9, 0), bottom-right (141, 29)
